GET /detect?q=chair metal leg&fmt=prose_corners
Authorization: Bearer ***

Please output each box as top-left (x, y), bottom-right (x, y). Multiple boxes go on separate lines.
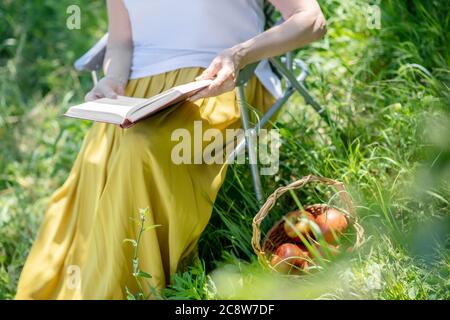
top-left (269, 57), bottom-right (334, 127)
top-left (91, 70), bottom-right (99, 85)
top-left (227, 87), bottom-right (294, 162)
top-left (236, 85), bottom-right (264, 203)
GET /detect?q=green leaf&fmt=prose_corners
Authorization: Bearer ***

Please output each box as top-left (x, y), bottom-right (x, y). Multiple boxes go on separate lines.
top-left (144, 224), bottom-right (162, 232)
top-left (137, 271), bottom-right (152, 279)
top-left (125, 287), bottom-right (136, 300)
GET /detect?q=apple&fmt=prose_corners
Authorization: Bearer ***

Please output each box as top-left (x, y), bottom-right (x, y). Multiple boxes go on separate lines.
top-left (314, 208), bottom-right (348, 244)
top-left (283, 210), bottom-right (316, 241)
top-left (270, 243), bottom-right (310, 274)
top-left (309, 242), bottom-right (341, 259)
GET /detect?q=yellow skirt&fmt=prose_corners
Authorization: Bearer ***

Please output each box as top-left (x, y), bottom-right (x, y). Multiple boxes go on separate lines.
top-left (15, 67), bottom-right (275, 299)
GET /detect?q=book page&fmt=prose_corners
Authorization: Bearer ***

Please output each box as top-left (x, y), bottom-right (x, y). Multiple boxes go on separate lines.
top-left (68, 99), bottom-right (136, 119)
top-left (171, 79), bottom-right (212, 94)
top-left (95, 96), bottom-right (149, 108)
top-left (65, 80), bottom-right (213, 126)
top-left (129, 90), bottom-right (175, 114)
top-left (69, 96), bottom-right (150, 120)
top-left (129, 80), bottom-right (212, 119)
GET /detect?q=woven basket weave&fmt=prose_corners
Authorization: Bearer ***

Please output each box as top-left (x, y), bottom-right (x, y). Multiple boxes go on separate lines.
top-left (251, 175), bottom-right (365, 269)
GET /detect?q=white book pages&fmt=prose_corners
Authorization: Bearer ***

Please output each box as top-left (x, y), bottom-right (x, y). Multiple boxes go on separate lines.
top-left (64, 79), bottom-right (212, 127)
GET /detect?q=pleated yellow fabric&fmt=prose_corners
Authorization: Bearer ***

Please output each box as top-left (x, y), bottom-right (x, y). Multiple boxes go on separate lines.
top-left (15, 67), bottom-right (275, 299)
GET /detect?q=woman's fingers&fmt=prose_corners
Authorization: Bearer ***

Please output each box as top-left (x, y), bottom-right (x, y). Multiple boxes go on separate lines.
top-left (84, 76), bottom-right (124, 102)
top-left (85, 90), bottom-right (103, 102)
top-left (209, 66), bottom-right (233, 90)
top-left (84, 91), bottom-right (95, 102)
top-left (187, 88), bottom-right (208, 102)
top-left (188, 74), bottom-right (235, 102)
top-left (117, 86), bottom-right (125, 95)
top-left (84, 87), bottom-right (117, 101)
top-left (196, 59), bottom-right (221, 80)
top-left (189, 49), bottom-right (240, 102)
top-left (99, 82), bottom-right (118, 99)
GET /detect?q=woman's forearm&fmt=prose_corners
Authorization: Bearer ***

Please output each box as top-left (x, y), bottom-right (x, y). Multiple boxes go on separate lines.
top-left (182, 1), bottom-right (328, 101)
top-left (232, 8), bottom-right (327, 69)
top-left (85, 40), bottom-right (132, 101)
top-left (103, 41), bottom-right (133, 88)
top-left (84, 0), bottom-right (133, 100)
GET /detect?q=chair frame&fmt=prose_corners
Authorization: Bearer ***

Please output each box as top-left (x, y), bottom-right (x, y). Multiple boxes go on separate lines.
top-left (234, 53), bottom-right (329, 203)
top-left (74, 5), bottom-right (330, 204)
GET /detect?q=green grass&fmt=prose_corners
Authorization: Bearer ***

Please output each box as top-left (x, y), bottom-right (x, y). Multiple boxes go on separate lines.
top-left (0, 0), bottom-right (449, 299)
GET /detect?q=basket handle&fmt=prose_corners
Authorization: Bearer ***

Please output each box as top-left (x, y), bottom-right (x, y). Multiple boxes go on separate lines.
top-left (251, 175), bottom-right (364, 263)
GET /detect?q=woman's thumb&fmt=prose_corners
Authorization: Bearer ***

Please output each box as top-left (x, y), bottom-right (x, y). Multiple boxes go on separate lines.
top-left (196, 60), bottom-right (220, 80)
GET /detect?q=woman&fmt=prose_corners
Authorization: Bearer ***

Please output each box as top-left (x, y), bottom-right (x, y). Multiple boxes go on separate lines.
top-left (16, 0), bottom-right (326, 299)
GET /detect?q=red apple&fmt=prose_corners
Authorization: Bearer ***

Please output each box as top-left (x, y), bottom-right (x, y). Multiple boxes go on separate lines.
top-left (283, 210), bottom-right (316, 240)
top-left (309, 242), bottom-right (341, 259)
top-left (270, 254), bottom-right (292, 274)
top-left (270, 243), bottom-right (310, 273)
top-left (315, 208), bottom-right (348, 244)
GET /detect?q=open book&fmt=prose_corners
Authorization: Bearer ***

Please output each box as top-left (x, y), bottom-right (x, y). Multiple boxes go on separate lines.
top-left (64, 79), bottom-right (212, 128)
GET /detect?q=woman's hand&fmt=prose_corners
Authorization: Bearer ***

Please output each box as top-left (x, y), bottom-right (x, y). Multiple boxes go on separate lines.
top-left (85, 0), bottom-right (133, 102)
top-left (188, 48), bottom-right (244, 101)
top-left (188, 0), bottom-right (327, 102)
top-left (84, 76), bottom-right (126, 101)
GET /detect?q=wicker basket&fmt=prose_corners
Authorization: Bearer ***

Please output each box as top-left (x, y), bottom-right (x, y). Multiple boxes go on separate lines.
top-left (251, 175), bottom-right (365, 270)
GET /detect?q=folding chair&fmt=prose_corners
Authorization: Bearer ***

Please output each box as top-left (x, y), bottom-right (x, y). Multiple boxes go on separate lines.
top-left (74, 3), bottom-right (330, 204)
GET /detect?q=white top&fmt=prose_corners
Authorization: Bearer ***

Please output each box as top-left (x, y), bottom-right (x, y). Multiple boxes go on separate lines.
top-left (123, 0), bottom-right (282, 99)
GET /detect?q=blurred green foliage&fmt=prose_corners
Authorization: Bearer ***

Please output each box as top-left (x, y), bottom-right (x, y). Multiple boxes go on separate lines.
top-left (0, 0), bottom-right (449, 299)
